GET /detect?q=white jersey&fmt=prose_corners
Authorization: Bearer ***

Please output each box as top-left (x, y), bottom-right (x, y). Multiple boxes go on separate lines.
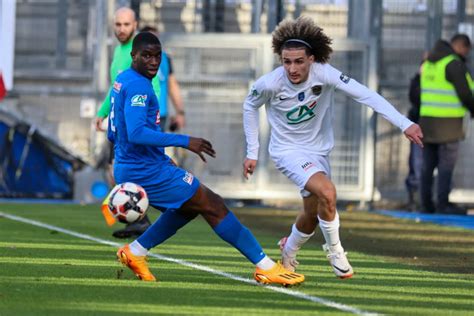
top-left (243, 62), bottom-right (413, 160)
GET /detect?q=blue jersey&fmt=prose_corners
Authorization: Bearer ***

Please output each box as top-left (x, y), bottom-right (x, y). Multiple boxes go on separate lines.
top-left (108, 68), bottom-right (199, 210)
top-left (108, 68), bottom-right (189, 166)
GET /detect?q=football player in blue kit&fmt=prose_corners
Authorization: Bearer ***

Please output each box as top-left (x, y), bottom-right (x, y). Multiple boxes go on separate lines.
top-left (109, 31), bottom-right (304, 286)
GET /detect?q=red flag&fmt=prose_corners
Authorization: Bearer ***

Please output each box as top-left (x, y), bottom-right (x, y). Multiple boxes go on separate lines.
top-left (0, 72), bottom-right (6, 101)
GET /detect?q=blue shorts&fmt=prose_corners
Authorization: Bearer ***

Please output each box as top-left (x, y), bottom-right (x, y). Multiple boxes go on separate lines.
top-left (114, 162), bottom-right (200, 211)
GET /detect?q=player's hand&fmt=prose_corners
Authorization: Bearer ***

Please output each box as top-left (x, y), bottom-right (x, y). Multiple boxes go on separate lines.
top-left (243, 158), bottom-right (257, 180)
top-left (94, 117), bottom-right (106, 132)
top-left (404, 123), bottom-right (424, 148)
top-left (188, 137), bottom-right (216, 162)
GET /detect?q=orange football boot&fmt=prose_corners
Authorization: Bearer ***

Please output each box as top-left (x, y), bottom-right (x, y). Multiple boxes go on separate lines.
top-left (117, 245), bottom-right (156, 281)
top-left (254, 261), bottom-right (305, 287)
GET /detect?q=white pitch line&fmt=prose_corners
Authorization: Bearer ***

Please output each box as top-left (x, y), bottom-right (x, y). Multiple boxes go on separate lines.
top-left (0, 211), bottom-right (379, 316)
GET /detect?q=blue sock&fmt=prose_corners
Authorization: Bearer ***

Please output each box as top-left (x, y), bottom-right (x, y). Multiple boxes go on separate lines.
top-left (213, 211), bottom-right (265, 264)
top-left (137, 209), bottom-right (192, 249)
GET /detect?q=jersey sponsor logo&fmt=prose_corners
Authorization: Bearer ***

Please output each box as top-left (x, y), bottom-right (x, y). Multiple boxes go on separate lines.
top-left (298, 91), bottom-right (305, 101)
top-left (131, 94), bottom-right (147, 107)
top-left (286, 101), bottom-right (317, 124)
top-left (311, 85), bottom-right (322, 96)
top-left (301, 161), bottom-right (315, 171)
top-left (182, 171), bottom-right (194, 185)
top-left (340, 73), bottom-right (351, 84)
top-left (113, 81), bottom-right (122, 93)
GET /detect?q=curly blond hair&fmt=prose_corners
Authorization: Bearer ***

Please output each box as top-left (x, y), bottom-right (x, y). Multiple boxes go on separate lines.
top-left (272, 16), bottom-right (332, 63)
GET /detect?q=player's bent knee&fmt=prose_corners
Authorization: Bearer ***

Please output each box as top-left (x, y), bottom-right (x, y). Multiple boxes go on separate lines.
top-left (195, 185), bottom-right (228, 216)
top-left (317, 185), bottom-right (336, 208)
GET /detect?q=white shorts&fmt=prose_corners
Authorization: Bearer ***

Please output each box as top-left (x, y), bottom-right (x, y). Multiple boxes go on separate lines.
top-left (272, 152), bottom-right (331, 198)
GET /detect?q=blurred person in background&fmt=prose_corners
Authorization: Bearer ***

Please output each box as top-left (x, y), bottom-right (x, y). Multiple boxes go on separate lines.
top-left (419, 34), bottom-right (474, 215)
top-left (242, 17), bottom-right (423, 279)
top-left (405, 54), bottom-right (427, 211)
top-left (140, 26), bottom-right (185, 132)
top-left (139, 26), bottom-right (187, 165)
top-left (95, 7), bottom-right (142, 131)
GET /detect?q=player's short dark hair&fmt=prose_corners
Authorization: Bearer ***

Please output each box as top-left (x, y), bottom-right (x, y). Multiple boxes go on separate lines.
top-left (140, 25), bottom-right (158, 33)
top-left (451, 33), bottom-right (471, 47)
top-left (132, 31), bottom-right (161, 52)
top-left (272, 16), bottom-right (332, 63)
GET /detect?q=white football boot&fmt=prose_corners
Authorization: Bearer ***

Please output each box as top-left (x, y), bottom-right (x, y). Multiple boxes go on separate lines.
top-left (322, 243), bottom-right (354, 279)
top-left (278, 237), bottom-right (299, 272)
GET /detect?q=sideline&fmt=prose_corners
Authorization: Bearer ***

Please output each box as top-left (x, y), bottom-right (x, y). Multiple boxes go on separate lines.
top-left (0, 211), bottom-right (379, 316)
top-left (377, 210), bottom-right (474, 230)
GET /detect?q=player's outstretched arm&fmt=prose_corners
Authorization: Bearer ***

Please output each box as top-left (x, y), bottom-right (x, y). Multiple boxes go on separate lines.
top-left (187, 137), bottom-right (216, 162)
top-left (404, 123), bottom-right (424, 147)
top-left (243, 158), bottom-right (257, 179)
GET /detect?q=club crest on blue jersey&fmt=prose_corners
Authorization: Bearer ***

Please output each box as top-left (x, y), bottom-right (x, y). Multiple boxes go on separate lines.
top-left (298, 92), bottom-right (305, 101)
top-left (113, 81), bottom-right (122, 93)
top-left (131, 94), bottom-right (147, 107)
top-left (339, 73), bottom-right (351, 84)
top-left (182, 171), bottom-right (194, 185)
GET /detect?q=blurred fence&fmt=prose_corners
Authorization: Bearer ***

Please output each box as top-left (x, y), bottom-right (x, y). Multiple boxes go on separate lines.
top-left (8, 0), bottom-right (474, 203)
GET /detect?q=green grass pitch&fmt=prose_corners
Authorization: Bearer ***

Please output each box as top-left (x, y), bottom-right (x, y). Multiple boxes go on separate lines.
top-left (0, 203), bottom-right (473, 315)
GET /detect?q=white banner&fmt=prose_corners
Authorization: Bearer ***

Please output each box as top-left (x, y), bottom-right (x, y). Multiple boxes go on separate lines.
top-left (0, 0), bottom-right (16, 91)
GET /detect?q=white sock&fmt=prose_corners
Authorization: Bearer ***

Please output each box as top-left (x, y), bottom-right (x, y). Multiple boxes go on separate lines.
top-left (318, 211), bottom-right (343, 252)
top-left (256, 255), bottom-right (276, 270)
top-left (284, 224), bottom-right (315, 258)
top-left (129, 240), bottom-right (148, 256)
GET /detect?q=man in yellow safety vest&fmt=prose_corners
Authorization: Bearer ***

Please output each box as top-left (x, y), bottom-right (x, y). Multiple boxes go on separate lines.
top-left (419, 34), bottom-right (474, 214)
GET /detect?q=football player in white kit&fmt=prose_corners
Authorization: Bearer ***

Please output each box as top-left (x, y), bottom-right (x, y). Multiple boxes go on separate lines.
top-left (242, 17), bottom-right (423, 279)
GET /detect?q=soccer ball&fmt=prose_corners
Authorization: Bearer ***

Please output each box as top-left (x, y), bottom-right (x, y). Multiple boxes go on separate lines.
top-left (108, 182), bottom-right (149, 223)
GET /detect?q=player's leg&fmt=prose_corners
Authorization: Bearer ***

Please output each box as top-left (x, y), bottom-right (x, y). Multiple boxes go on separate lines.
top-left (116, 165), bottom-right (201, 281)
top-left (117, 208), bottom-right (197, 281)
top-left (274, 152), bottom-right (325, 272)
top-left (419, 143), bottom-right (438, 213)
top-left (279, 195), bottom-right (318, 272)
top-left (436, 141), bottom-right (463, 213)
top-left (304, 172), bottom-right (353, 278)
top-left (180, 184), bottom-right (305, 286)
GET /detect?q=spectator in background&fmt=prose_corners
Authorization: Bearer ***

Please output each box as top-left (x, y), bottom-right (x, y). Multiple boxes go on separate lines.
top-left (95, 7), bottom-right (147, 131)
top-left (405, 55), bottom-right (427, 211)
top-left (140, 26), bottom-right (185, 132)
top-left (419, 34), bottom-right (474, 214)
